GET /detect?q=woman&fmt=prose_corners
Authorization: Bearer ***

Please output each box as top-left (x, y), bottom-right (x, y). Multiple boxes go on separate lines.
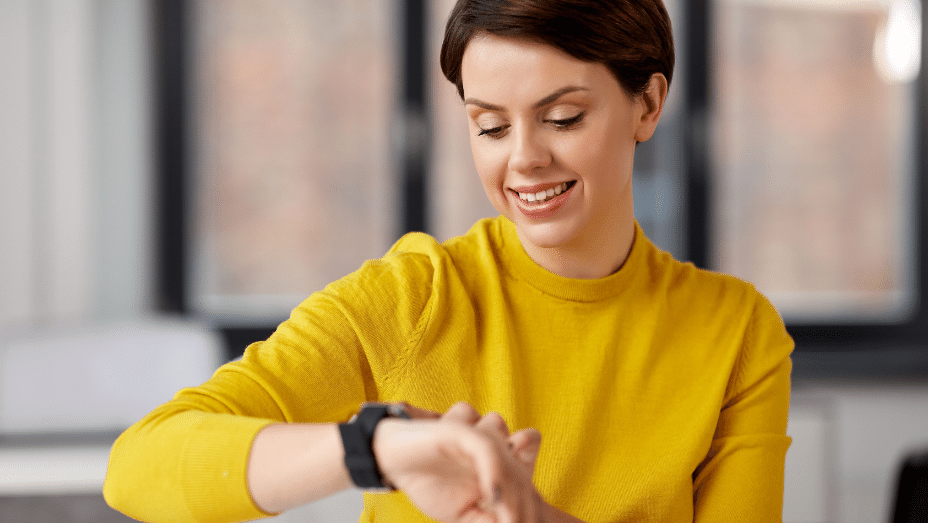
top-left (104, 0), bottom-right (793, 522)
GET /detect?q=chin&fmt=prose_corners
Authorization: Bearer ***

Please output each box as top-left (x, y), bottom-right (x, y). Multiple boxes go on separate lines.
top-left (516, 219), bottom-right (582, 250)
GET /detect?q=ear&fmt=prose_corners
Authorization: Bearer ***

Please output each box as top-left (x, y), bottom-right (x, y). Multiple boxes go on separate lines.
top-left (633, 73), bottom-right (668, 143)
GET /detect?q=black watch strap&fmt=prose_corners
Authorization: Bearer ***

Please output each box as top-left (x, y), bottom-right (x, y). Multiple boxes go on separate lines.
top-left (339, 403), bottom-right (410, 489)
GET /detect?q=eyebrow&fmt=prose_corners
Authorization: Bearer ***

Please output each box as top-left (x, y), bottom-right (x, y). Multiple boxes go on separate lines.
top-left (464, 86), bottom-right (589, 111)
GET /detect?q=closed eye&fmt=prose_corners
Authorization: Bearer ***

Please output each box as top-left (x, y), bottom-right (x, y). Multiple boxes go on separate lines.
top-left (547, 112), bottom-right (585, 130)
top-left (477, 125), bottom-right (509, 138)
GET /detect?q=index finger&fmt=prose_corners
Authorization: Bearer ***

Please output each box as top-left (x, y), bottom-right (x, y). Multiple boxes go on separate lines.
top-left (475, 411), bottom-right (511, 441)
top-left (442, 401), bottom-right (482, 425)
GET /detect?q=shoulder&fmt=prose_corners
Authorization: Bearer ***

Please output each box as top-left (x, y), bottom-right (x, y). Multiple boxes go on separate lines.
top-left (389, 217), bottom-right (502, 263)
top-left (385, 217), bottom-right (505, 287)
top-left (638, 235), bottom-right (789, 350)
top-left (317, 234), bottom-right (440, 314)
top-left (655, 246), bottom-right (793, 370)
top-left (317, 218), bottom-right (503, 311)
top-left (641, 238), bottom-right (760, 312)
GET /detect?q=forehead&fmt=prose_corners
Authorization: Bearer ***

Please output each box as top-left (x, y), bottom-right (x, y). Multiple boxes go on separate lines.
top-left (460, 33), bottom-right (613, 103)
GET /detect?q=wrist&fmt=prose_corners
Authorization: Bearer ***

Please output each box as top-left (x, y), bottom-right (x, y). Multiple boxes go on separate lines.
top-left (339, 403), bottom-right (410, 490)
top-left (370, 418), bottom-right (408, 489)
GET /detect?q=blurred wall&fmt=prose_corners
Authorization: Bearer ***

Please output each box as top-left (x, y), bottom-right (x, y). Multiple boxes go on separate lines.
top-left (0, 0), bottom-right (153, 330)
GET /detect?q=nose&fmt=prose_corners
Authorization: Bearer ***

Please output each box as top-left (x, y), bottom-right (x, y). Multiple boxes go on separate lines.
top-left (507, 126), bottom-right (551, 174)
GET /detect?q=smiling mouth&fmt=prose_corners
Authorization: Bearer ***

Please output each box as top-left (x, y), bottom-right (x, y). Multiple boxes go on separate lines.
top-left (515, 181), bottom-right (576, 204)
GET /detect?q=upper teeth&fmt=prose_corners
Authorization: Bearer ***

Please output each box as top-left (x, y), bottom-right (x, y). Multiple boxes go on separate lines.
top-left (519, 182), bottom-right (568, 203)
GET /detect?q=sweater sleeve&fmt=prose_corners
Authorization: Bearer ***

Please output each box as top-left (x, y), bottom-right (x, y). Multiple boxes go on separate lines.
top-left (103, 250), bottom-right (436, 523)
top-left (692, 292), bottom-right (794, 522)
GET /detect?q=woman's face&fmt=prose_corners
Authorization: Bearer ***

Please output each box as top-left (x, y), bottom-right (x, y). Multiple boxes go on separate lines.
top-left (461, 34), bottom-right (661, 270)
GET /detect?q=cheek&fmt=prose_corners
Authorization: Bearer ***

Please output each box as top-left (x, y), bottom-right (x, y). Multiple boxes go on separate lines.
top-left (553, 134), bottom-right (605, 179)
top-left (470, 141), bottom-right (512, 215)
top-left (470, 140), bottom-right (505, 187)
top-left (573, 123), bottom-right (636, 181)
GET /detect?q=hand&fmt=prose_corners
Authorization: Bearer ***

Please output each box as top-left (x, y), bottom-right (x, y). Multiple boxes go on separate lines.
top-left (466, 405), bottom-right (545, 523)
top-left (393, 401), bottom-right (442, 420)
top-left (450, 404), bottom-right (542, 491)
top-left (372, 402), bottom-right (544, 523)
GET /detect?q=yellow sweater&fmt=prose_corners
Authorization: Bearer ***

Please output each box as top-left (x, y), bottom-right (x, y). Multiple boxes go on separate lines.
top-left (104, 217), bottom-right (793, 523)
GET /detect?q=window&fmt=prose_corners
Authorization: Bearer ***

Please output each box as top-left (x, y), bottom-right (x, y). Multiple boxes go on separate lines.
top-left (712, 0), bottom-right (922, 323)
top-left (187, 0), bottom-right (399, 322)
top-left (156, 1), bottom-right (928, 364)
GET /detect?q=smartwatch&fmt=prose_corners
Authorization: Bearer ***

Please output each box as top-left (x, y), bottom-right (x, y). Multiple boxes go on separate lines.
top-left (338, 402), bottom-right (410, 490)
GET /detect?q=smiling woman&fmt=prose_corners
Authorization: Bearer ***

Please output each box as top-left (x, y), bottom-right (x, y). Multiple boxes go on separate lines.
top-left (458, 35), bottom-right (666, 278)
top-left (104, 1), bottom-right (792, 522)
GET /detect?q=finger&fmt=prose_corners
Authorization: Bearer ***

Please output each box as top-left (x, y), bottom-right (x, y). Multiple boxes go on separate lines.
top-left (488, 429), bottom-right (543, 523)
top-left (442, 401), bottom-right (482, 425)
top-left (475, 411), bottom-right (511, 441)
top-left (521, 489), bottom-right (544, 523)
top-left (493, 462), bottom-right (542, 523)
top-left (393, 402), bottom-right (440, 419)
top-left (448, 425), bottom-right (508, 515)
top-left (492, 484), bottom-right (515, 523)
top-left (508, 428), bottom-right (541, 466)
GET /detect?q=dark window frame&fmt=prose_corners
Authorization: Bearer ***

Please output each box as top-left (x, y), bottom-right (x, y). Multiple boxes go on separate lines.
top-left (155, 0), bottom-right (928, 374)
top-left (153, 0), bottom-right (188, 315)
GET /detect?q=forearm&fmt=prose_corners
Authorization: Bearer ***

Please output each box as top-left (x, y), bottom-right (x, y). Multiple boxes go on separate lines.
top-left (247, 422), bottom-right (353, 514)
top-left (248, 419), bottom-right (583, 523)
top-left (104, 409), bottom-right (275, 523)
top-left (249, 403), bottom-right (445, 516)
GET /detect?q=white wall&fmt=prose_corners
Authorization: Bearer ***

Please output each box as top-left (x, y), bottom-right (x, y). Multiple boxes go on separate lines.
top-left (0, 0), bottom-right (153, 330)
top-left (785, 383), bottom-right (928, 523)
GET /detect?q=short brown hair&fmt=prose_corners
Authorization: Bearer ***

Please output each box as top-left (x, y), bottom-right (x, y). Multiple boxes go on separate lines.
top-left (440, 0), bottom-right (675, 99)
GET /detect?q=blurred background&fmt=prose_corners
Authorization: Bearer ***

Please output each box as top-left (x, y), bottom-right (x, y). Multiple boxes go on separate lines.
top-left (0, 0), bottom-right (926, 521)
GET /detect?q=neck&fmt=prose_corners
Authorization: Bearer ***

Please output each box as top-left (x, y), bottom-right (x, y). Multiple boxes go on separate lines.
top-left (517, 207), bottom-right (637, 280)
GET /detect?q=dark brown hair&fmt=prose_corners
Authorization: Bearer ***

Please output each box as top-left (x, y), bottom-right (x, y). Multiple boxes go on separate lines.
top-left (440, 0), bottom-right (674, 99)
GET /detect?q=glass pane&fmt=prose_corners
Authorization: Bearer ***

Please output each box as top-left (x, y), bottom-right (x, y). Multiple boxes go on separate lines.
top-left (429, 0), bottom-right (497, 242)
top-left (713, 0), bottom-right (920, 322)
top-left (190, 1), bottom-right (398, 320)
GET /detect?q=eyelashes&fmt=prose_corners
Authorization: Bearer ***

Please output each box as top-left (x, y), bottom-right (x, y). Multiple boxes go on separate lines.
top-left (477, 125), bottom-right (507, 138)
top-left (548, 112), bottom-right (584, 130)
top-left (476, 111), bottom-right (586, 138)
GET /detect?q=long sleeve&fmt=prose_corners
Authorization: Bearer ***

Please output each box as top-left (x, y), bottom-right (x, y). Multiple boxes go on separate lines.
top-left (103, 247), bottom-right (437, 523)
top-left (103, 407), bottom-right (275, 522)
top-left (692, 293), bottom-right (794, 521)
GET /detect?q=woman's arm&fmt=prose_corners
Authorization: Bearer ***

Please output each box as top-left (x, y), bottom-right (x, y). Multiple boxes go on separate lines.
top-left (246, 403), bottom-right (439, 514)
top-left (248, 402), bottom-right (568, 523)
top-left (246, 422), bottom-right (353, 514)
top-left (692, 295), bottom-right (794, 521)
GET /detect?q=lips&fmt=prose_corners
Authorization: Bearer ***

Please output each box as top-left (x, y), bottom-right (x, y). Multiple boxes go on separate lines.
top-left (516, 181), bottom-right (571, 203)
top-left (509, 180), bottom-right (576, 218)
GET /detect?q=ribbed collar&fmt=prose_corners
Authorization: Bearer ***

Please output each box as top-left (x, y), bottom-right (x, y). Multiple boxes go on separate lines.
top-left (496, 217), bottom-right (649, 303)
